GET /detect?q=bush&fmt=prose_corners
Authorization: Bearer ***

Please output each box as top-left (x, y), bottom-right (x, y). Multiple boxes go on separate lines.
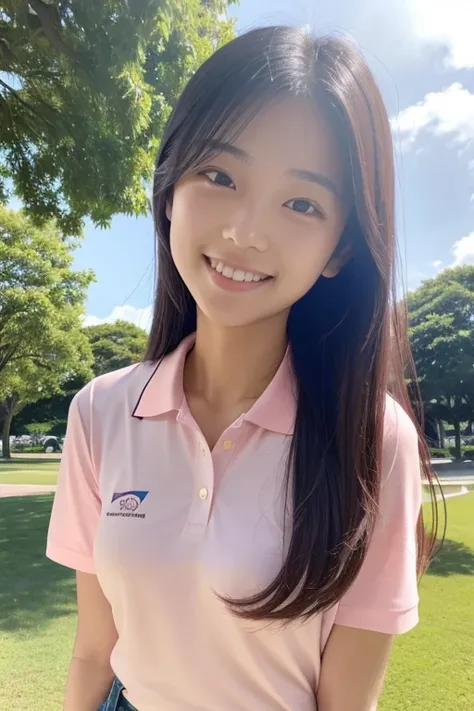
top-left (11, 444), bottom-right (44, 454)
top-left (25, 422), bottom-right (53, 436)
top-left (24, 420), bottom-right (66, 437)
top-left (429, 448), bottom-right (450, 459)
top-left (447, 446), bottom-right (474, 460)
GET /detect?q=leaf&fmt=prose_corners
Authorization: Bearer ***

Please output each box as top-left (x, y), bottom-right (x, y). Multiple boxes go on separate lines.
top-left (0, 0), bottom-right (236, 234)
top-left (0, 205), bottom-right (94, 405)
top-left (408, 266), bottom-right (474, 420)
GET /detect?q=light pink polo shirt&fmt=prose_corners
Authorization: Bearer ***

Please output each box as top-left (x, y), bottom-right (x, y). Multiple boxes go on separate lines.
top-left (47, 334), bottom-right (421, 711)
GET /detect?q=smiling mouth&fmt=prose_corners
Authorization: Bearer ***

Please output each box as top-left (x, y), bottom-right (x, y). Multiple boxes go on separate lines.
top-left (204, 256), bottom-right (273, 283)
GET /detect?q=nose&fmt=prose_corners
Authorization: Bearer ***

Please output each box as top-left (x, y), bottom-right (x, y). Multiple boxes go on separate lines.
top-left (222, 205), bottom-right (269, 252)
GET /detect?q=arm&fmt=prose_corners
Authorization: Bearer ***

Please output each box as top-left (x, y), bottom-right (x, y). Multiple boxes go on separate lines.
top-left (64, 572), bottom-right (118, 711)
top-left (317, 625), bottom-right (394, 711)
top-left (317, 399), bottom-right (422, 709)
top-left (46, 387), bottom-right (114, 709)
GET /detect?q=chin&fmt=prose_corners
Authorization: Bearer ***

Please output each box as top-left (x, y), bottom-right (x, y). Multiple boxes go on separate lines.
top-left (197, 295), bottom-right (286, 330)
top-left (199, 305), bottom-right (264, 329)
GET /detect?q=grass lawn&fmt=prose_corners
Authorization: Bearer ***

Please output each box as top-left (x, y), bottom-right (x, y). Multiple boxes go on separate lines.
top-left (380, 492), bottom-right (474, 710)
top-left (0, 494), bottom-right (75, 711)
top-left (0, 457), bottom-right (60, 486)
top-left (0, 487), bottom-right (473, 710)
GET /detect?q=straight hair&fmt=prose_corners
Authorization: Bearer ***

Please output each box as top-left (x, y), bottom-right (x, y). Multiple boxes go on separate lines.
top-left (145, 26), bottom-right (442, 622)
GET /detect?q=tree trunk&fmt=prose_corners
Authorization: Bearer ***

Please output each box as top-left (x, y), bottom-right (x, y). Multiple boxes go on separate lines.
top-left (439, 421), bottom-right (445, 449)
top-left (2, 407), bottom-right (13, 459)
top-left (453, 414), bottom-right (462, 462)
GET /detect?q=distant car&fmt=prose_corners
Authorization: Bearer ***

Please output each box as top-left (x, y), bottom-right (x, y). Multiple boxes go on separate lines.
top-left (40, 436), bottom-right (63, 454)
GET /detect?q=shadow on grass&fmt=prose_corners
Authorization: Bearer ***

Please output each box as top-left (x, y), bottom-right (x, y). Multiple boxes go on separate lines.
top-left (0, 494), bottom-right (76, 633)
top-left (0, 457), bottom-right (60, 466)
top-left (427, 538), bottom-right (474, 577)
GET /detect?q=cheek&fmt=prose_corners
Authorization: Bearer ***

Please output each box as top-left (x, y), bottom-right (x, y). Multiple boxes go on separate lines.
top-left (169, 190), bottom-right (204, 262)
top-left (279, 231), bottom-right (335, 287)
top-left (169, 184), bottom-right (223, 257)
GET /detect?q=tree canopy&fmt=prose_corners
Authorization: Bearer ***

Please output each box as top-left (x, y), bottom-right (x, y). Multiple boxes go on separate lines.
top-left (408, 265), bottom-right (474, 458)
top-left (0, 0), bottom-right (235, 233)
top-left (0, 205), bottom-right (94, 455)
top-left (12, 319), bottom-right (148, 436)
top-left (84, 320), bottom-right (148, 377)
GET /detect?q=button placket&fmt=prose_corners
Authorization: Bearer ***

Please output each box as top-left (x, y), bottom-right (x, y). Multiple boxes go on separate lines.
top-left (182, 434), bottom-right (214, 536)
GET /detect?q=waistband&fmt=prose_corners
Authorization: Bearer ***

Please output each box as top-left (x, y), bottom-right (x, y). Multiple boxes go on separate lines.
top-left (100, 678), bottom-right (139, 711)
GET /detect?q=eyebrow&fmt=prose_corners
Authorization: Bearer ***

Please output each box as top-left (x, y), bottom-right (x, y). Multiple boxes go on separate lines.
top-left (207, 140), bottom-right (251, 163)
top-left (287, 169), bottom-right (341, 199)
top-left (206, 140), bottom-right (340, 199)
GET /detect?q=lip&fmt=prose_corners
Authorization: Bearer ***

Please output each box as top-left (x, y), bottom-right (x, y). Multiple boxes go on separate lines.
top-left (203, 255), bottom-right (273, 292)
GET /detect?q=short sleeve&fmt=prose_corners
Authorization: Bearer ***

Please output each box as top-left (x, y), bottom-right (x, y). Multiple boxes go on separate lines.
top-left (334, 396), bottom-right (422, 635)
top-left (46, 385), bottom-right (101, 574)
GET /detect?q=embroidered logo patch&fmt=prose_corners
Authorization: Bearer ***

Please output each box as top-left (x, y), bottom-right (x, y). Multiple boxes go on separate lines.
top-left (107, 490), bottom-right (149, 519)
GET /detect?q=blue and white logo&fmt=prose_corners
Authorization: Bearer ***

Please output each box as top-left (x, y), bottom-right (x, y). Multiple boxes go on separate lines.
top-left (107, 490), bottom-right (149, 518)
top-left (112, 490), bottom-right (148, 511)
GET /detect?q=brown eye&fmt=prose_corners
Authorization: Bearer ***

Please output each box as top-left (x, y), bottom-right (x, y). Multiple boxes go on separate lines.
top-left (202, 170), bottom-right (235, 189)
top-left (285, 198), bottom-right (323, 216)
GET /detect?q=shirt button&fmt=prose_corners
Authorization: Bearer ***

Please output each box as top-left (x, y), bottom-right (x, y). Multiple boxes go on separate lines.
top-left (223, 439), bottom-right (233, 450)
top-left (199, 487), bottom-right (208, 500)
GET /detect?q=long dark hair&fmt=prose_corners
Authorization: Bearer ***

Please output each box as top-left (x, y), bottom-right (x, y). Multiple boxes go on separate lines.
top-left (146, 26), bottom-right (442, 622)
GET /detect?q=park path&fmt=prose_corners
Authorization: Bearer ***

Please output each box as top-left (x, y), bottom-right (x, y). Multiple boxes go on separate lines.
top-left (0, 484), bottom-right (56, 498)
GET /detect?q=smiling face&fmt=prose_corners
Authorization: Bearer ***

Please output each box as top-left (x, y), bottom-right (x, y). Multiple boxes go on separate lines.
top-left (168, 98), bottom-right (351, 328)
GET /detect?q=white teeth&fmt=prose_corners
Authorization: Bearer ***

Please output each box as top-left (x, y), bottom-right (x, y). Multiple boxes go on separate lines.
top-left (206, 256), bottom-right (268, 283)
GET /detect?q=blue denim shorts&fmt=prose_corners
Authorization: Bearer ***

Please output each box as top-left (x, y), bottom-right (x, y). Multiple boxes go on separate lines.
top-left (97, 678), bottom-right (139, 711)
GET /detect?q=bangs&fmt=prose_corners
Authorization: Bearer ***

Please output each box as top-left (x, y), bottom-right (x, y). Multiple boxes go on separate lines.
top-left (153, 27), bottom-right (323, 194)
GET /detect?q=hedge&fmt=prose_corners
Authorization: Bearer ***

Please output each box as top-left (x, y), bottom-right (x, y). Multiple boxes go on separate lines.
top-left (429, 446), bottom-right (474, 460)
top-left (429, 448), bottom-right (451, 459)
top-left (11, 445), bottom-right (45, 454)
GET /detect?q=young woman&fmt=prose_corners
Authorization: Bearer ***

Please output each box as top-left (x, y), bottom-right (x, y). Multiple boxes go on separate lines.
top-left (47, 25), bottom-right (440, 711)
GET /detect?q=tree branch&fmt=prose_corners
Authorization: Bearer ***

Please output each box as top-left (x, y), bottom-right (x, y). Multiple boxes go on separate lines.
top-left (27, 0), bottom-right (78, 63)
top-left (0, 77), bottom-right (57, 133)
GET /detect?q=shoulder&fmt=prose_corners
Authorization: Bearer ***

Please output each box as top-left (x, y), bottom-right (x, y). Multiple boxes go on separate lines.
top-left (380, 394), bottom-right (421, 511)
top-left (71, 361), bottom-right (157, 422)
top-left (382, 394), bottom-right (418, 465)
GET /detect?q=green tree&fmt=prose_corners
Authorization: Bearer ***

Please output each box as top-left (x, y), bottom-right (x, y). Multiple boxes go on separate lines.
top-left (0, 341), bottom-right (92, 457)
top-left (84, 320), bottom-right (148, 377)
top-left (408, 266), bottom-right (474, 460)
top-left (0, 205), bottom-right (94, 456)
top-left (12, 320), bottom-right (148, 435)
top-left (0, 0), bottom-right (235, 234)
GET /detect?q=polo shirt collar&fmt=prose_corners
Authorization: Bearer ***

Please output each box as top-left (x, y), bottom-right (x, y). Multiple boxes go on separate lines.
top-left (132, 333), bottom-right (296, 436)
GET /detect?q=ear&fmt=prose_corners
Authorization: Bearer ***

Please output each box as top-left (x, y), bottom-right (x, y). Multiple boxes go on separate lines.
top-left (322, 245), bottom-right (352, 279)
top-left (165, 200), bottom-right (172, 221)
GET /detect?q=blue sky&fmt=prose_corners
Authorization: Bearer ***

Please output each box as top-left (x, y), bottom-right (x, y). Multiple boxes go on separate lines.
top-left (70, 0), bottom-right (474, 329)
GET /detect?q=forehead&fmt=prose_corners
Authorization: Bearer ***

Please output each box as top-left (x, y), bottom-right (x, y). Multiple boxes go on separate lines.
top-left (232, 97), bottom-right (347, 189)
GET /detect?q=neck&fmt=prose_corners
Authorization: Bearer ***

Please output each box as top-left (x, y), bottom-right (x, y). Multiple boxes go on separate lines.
top-left (184, 309), bottom-right (288, 408)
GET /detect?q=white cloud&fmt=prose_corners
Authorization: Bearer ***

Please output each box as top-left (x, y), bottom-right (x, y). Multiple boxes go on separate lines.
top-left (84, 304), bottom-right (153, 332)
top-left (408, 0), bottom-right (474, 69)
top-left (452, 232), bottom-right (474, 266)
top-left (431, 259), bottom-right (443, 273)
top-left (391, 83), bottom-right (474, 150)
